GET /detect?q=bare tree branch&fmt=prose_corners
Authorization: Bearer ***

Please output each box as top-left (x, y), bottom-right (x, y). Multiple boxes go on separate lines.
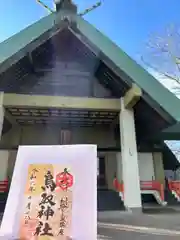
top-left (141, 56), bottom-right (180, 84)
top-left (142, 25), bottom-right (180, 158)
top-left (142, 24), bottom-right (180, 90)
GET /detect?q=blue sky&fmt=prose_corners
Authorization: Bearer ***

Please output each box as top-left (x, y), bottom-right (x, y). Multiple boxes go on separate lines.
top-left (0, 0), bottom-right (180, 60)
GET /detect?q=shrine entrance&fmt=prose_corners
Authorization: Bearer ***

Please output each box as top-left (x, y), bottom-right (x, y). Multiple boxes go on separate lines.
top-left (97, 156), bottom-right (107, 190)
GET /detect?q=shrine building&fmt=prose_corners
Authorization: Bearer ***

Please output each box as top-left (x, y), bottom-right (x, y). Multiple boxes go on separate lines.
top-left (0, 0), bottom-right (180, 213)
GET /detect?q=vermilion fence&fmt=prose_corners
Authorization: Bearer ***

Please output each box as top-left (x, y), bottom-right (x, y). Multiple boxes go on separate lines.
top-left (168, 180), bottom-right (180, 197)
top-left (0, 179), bottom-right (9, 193)
top-left (113, 178), bottom-right (164, 201)
top-left (140, 180), bottom-right (164, 201)
top-left (113, 178), bottom-right (124, 199)
top-left (113, 178), bottom-right (124, 192)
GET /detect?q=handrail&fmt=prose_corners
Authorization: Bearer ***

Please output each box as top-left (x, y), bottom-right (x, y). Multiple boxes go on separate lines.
top-left (140, 180), bottom-right (164, 201)
top-left (168, 180), bottom-right (180, 197)
top-left (113, 178), bottom-right (164, 201)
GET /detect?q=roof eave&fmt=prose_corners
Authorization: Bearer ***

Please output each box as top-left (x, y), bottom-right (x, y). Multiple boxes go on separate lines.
top-left (0, 14), bottom-right (56, 74)
top-left (76, 16), bottom-right (180, 123)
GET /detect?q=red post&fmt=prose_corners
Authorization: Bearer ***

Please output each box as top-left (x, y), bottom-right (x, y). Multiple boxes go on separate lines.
top-left (160, 183), bottom-right (164, 201)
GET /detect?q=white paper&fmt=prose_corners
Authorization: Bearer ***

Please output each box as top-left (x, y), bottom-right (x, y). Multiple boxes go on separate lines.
top-left (0, 144), bottom-right (97, 240)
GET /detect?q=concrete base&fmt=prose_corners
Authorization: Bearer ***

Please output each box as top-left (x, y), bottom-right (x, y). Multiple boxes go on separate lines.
top-left (126, 207), bottom-right (142, 214)
top-left (98, 211), bottom-right (126, 220)
top-left (124, 205), bottom-right (142, 214)
top-left (97, 208), bottom-right (142, 220)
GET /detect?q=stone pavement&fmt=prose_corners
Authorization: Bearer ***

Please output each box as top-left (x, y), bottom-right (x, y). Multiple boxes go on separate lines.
top-left (97, 207), bottom-right (180, 239)
top-left (98, 227), bottom-right (180, 240)
top-left (98, 207), bottom-right (180, 230)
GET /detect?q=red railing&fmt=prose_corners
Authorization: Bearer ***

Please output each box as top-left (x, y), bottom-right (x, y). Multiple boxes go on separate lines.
top-left (140, 181), bottom-right (164, 201)
top-left (168, 180), bottom-right (180, 197)
top-left (113, 178), bottom-right (124, 199)
top-left (0, 179), bottom-right (9, 193)
top-left (113, 179), bottom-right (164, 201)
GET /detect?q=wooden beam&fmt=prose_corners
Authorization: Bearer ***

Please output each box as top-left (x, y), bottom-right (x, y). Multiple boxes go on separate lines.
top-left (0, 92), bottom-right (20, 128)
top-left (124, 83), bottom-right (142, 109)
top-left (3, 94), bottom-right (121, 111)
top-left (4, 110), bottom-right (19, 126)
top-left (0, 22), bottom-right (67, 74)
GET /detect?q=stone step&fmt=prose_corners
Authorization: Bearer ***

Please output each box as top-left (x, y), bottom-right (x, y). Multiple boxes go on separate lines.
top-left (97, 190), bottom-right (125, 211)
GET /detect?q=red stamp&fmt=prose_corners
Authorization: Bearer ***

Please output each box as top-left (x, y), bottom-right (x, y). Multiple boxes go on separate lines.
top-left (56, 168), bottom-right (73, 191)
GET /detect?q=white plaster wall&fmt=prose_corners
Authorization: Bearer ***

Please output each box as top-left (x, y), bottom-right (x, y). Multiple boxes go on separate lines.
top-left (138, 153), bottom-right (155, 181)
top-left (116, 152), bottom-right (155, 182)
top-left (0, 150), bottom-right (9, 181)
